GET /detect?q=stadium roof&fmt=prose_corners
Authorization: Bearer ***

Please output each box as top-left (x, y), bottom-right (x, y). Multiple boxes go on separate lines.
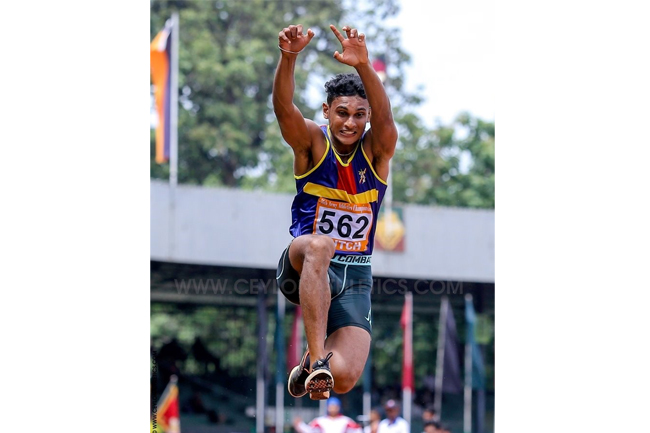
top-left (151, 180), bottom-right (494, 283)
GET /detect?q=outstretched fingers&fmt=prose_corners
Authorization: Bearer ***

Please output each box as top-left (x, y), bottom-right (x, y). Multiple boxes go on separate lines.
top-left (329, 24), bottom-right (345, 43)
top-left (330, 24), bottom-right (364, 44)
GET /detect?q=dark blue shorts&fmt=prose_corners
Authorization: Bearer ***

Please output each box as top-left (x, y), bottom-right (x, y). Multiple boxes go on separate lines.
top-left (276, 245), bottom-right (373, 336)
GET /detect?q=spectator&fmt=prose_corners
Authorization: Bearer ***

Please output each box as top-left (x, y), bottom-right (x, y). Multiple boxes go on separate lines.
top-left (363, 409), bottom-right (381, 433)
top-left (191, 337), bottom-right (223, 375)
top-left (422, 421), bottom-right (441, 433)
top-left (422, 406), bottom-right (438, 423)
top-left (377, 400), bottom-right (409, 433)
top-left (294, 397), bottom-right (362, 433)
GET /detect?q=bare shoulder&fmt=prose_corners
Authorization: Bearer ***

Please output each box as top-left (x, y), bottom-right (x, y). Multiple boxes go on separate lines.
top-left (292, 119), bottom-right (329, 177)
top-left (362, 127), bottom-right (395, 182)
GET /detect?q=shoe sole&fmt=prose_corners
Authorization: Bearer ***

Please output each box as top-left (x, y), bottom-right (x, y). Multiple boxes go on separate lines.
top-left (287, 365), bottom-right (308, 398)
top-left (305, 369), bottom-right (334, 400)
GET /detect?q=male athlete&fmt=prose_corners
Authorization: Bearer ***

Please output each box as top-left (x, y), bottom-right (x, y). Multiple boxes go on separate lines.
top-left (273, 24), bottom-right (397, 400)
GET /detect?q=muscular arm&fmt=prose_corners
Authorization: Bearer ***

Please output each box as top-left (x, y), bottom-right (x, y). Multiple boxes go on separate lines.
top-left (355, 62), bottom-right (398, 159)
top-left (330, 25), bottom-right (398, 175)
top-left (272, 25), bottom-right (320, 152)
top-left (272, 51), bottom-right (312, 150)
top-left (273, 25), bottom-right (326, 176)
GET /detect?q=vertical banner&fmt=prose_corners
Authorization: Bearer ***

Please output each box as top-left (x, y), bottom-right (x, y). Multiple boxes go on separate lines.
top-left (150, 19), bottom-right (173, 164)
top-left (465, 294), bottom-right (486, 433)
top-left (287, 306), bottom-right (303, 371)
top-left (433, 297), bottom-right (463, 419)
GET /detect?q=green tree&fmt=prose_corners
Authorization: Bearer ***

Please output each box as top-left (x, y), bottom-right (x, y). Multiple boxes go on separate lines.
top-left (391, 112), bottom-right (495, 208)
top-left (151, 0), bottom-right (345, 186)
top-left (150, 0), bottom-right (419, 189)
top-left (454, 113), bottom-right (495, 208)
top-left (150, 0), bottom-right (494, 208)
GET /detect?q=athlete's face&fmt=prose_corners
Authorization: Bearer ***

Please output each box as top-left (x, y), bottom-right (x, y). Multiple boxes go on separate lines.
top-left (323, 95), bottom-right (370, 147)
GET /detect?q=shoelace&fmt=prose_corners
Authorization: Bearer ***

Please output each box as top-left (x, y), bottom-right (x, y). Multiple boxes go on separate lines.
top-left (313, 352), bottom-right (333, 368)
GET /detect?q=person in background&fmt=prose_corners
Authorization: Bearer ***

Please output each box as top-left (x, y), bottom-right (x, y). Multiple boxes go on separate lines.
top-left (422, 421), bottom-right (441, 433)
top-left (293, 397), bottom-right (362, 433)
top-left (363, 409), bottom-right (381, 433)
top-left (376, 400), bottom-right (409, 433)
top-left (422, 406), bottom-right (440, 423)
top-left (422, 406), bottom-right (438, 423)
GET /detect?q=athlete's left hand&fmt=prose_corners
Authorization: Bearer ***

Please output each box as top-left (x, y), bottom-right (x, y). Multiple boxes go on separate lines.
top-left (330, 25), bottom-right (369, 67)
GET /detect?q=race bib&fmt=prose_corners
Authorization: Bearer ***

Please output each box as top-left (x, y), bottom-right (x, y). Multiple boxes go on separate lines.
top-left (313, 197), bottom-right (374, 252)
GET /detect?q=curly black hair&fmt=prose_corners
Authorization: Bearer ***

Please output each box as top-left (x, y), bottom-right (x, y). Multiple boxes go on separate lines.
top-left (324, 73), bottom-right (367, 105)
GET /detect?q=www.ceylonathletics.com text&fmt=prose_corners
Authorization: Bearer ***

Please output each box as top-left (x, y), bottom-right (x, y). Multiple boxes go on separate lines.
top-left (173, 278), bottom-right (462, 295)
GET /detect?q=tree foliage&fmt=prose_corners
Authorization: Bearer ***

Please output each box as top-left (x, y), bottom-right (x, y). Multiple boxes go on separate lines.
top-left (392, 111), bottom-right (495, 208)
top-left (150, 0), bottom-right (421, 187)
top-left (150, 0), bottom-right (493, 208)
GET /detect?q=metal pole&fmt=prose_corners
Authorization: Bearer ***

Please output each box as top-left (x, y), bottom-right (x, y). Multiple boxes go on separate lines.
top-left (169, 11), bottom-right (179, 188)
top-left (275, 292), bottom-right (286, 433)
top-left (433, 296), bottom-right (449, 420)
top-left (362, 347), bottom-right (372, 421)
top-left (319, 399), bottom-right (327, 416)
top-left (257, 290), bottom-right (268, 433)
top-left (167, 12), bottom-right (179, 261)
top-left (463, 294), bottom-right (473, 433)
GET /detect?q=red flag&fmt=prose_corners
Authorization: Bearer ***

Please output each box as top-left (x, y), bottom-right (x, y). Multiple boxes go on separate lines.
top-left (372, 55), bottom-right (387, 83)
top-left (287, 306), bottom-right (303, 369)
top-left (156, 375), bottom-right (181, 433)
top-left (401, 294), bottom-right (414, 392)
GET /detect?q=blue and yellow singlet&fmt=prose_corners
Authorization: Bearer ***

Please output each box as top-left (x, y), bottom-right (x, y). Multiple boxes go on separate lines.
top-left (289, 125), bottom-right (388, 256)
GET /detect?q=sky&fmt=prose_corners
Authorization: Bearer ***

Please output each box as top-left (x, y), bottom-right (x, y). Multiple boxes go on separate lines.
top-left (152, 0), bottom-right (494, 129)
top-left (388, 0), bottom-right (495, 126)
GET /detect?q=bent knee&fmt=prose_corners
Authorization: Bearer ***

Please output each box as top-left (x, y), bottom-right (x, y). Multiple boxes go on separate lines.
top-left (333, 372), bottom-right (360, 394)
top-left (305, 235), bottom-right (335, 260)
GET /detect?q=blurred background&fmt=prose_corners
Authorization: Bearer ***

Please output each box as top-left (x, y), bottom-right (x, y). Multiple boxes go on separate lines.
top-left (150, 1), bottom-right (494, 433)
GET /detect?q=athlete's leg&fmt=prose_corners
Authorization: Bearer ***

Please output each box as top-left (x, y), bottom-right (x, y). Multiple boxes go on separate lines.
top-left (324, 326), bottom-right (371, 394)
top-left (287, 234), bottom-right (335, 364)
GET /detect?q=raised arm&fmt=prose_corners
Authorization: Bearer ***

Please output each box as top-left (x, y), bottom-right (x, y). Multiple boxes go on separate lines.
top-left (330, 25), bottom-right (398, 160)
top-left (272, 24), bottom-right (317, 151)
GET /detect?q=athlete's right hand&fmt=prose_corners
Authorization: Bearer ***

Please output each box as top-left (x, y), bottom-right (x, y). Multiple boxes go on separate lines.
top-left (278, 24), bottom-right (314, 54)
